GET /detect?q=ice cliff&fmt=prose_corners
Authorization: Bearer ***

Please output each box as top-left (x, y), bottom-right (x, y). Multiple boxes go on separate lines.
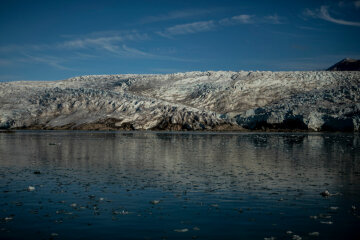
top-left (0, 71), bottom-right (359, 131)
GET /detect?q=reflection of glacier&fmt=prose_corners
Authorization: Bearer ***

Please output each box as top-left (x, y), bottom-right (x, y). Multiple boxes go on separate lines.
top-left (0, 71), bottom-right (359, 131)
top-left (1, 132), bottom-right (359, 193)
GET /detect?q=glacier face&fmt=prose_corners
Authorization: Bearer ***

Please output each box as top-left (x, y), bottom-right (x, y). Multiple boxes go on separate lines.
top-left (0, 71), bottom-right (359, 131)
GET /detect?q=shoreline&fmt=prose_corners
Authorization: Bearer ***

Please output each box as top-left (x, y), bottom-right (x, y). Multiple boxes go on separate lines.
top-left (2, 128), bottom-right (357, 134)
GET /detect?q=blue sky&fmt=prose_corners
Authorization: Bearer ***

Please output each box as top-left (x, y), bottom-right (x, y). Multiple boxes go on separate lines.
top-left (1, 0), bottom-right (360, 81)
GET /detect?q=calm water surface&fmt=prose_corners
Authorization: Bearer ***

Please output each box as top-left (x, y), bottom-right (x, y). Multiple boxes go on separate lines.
top-left (0, 131), bottom-right (359, 240)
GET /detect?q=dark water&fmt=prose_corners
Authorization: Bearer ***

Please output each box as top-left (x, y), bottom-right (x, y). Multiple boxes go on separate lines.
top-left (0, 131), bottom-right (359, 240)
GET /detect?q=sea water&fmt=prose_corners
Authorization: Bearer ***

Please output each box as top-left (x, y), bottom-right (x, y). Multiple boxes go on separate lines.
top-left (0, 131), bottom-right (359, 239)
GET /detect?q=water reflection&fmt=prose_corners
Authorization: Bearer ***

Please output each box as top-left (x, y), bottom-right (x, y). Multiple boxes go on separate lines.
top-left (0, 131), bottom-right (359, 239)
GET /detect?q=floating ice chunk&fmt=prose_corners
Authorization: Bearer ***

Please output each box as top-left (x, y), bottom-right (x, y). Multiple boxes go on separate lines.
top-left (4, 217), bottom-right (13, 222)
top-left (309, 232), bottom-right (320, 236)
top-left (292, 235), bottom-right (302, 240)
top-left (320, 190), bottom-right (330, 197)
top-left (150, 200), bottom-right (160, 205)
top-left (320, 221), bottom-right (333, 224)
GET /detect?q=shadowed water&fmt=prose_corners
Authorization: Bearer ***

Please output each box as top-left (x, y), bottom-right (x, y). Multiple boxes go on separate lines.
top-left (0, 131), bottom-right (359, 240)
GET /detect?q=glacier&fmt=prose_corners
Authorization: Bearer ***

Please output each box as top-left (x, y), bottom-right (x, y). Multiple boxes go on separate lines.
top-left (0, 71), bottom-right (359, 131)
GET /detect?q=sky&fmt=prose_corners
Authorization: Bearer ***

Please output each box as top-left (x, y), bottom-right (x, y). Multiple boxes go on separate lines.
top-left (1, 0), bottom-right (360, 81)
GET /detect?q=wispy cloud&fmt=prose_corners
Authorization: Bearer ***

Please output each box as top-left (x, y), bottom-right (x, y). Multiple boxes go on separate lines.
top-left (157, 13), bottom-right (284, 37)
top-left (338, 0), bottom-right (360, 8)
top-left (0, 31), bottom-right (152, 70)
top-left (0, 31), bottom-right (149, 54)
top-left (355, 1), bottom-right (360, 8)
top-left (304, 5), bottom-right (360, 27)
top-left (0, 43), bottom-right (50, 53)
top-left (219, 14), bottom-right (254, 25)
top-left (64, 38), bottom-right (193, 61)
top-left (0, 59), bottom-right (13, 66)
top-left (297, 25), bottom-right (328, 31)
top-left (58, 31), bottom-right (149, 52)
top-left (0, 30), bottom-right (188, 67)
top-left (121, 45), bottom-right (195, 62)
top-left (158, 20), bottom-right (216, 37)
top-left (0, 11), bottom-right (288, 70)
top-left (1, 43), bottom-right (193, 72)
top-left (21, 54), bottom-right (75, 70)
top-left (121, 44), bottom-right (152, 57)
top-left (264, 14), bottom-right (284, 24)
top-left (0, 55), bottom-right (74, 71)
top-left (140, 9), bottom-right (214, 24)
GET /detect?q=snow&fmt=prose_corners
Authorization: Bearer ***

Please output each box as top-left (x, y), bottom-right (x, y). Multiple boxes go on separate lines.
top-left (0, 71), bottom-right (359, 131)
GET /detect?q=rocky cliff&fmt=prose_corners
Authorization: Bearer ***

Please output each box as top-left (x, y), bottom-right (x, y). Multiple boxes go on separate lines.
top-left (327, 58), bottom-right (360, 71)
top-left (0, 71), bottom-right (359, 131)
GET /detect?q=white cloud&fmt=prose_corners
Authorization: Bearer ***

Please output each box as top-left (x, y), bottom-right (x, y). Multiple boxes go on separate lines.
top-left (303, 8), bottom-right (316, 18)
top-left (157, 13), bottom-right (285, 38)
top-left (319, 5), bottom-right (360, 26)
top-left (0, 11), bottom-right (289, 68)
top-left (354, 1), bottom-right (360, 8)
top-left (57, 31), bottom-right (149, 53)
top-left (0, 31), bottom-right (149, 54)
top-left (304, 5), bottom-right (360, 27)
top-left (121, 45), bottom-right (195, 62)
top-left (219, 15), bottom-right (254, 25)
top-left (122, 44), bottom-right (152, 57)
top-left (158, 20), bottom-right (216, 37)
top-left (232, 14), bottom-right (254, 24)
top-left (264, 14), bottom-right (283, 24)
